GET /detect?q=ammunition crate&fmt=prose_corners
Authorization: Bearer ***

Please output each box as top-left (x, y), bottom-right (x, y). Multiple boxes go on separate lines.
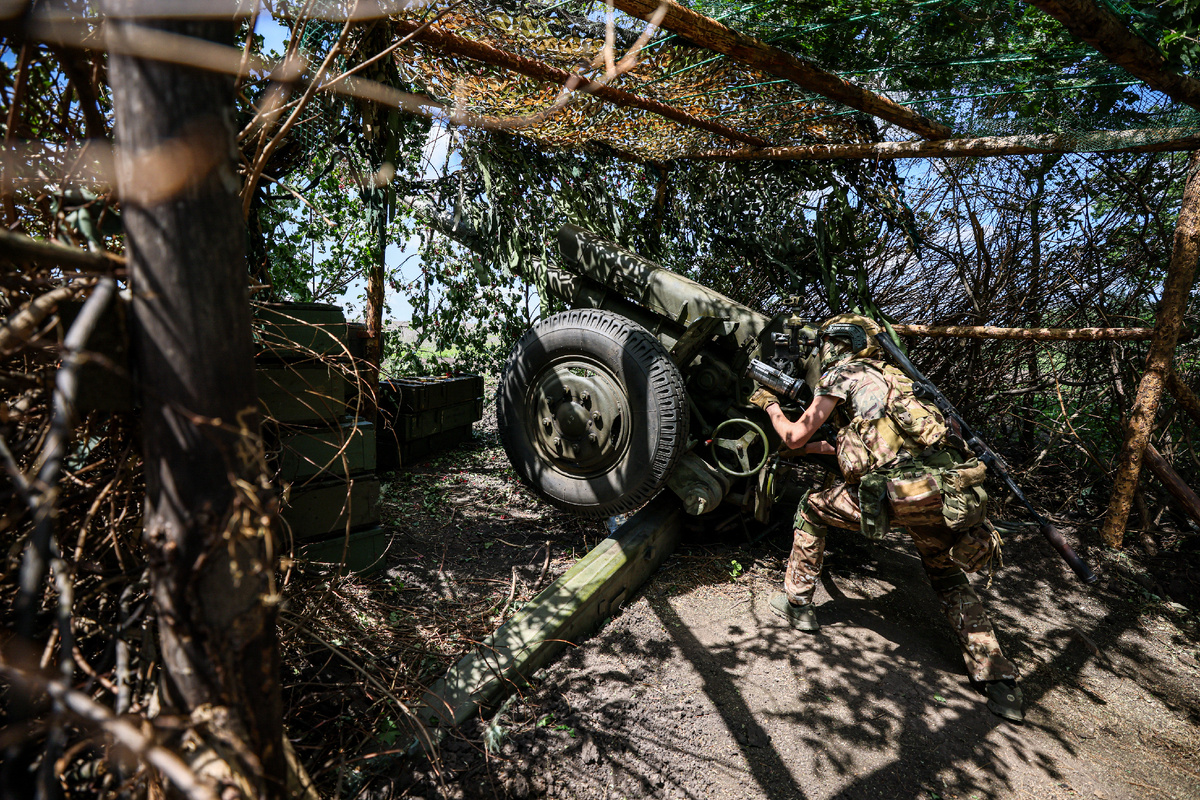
top-left (381, 373), bottom-right (484, 413)
top-left (276, 418), bottom-right (377, 482)
top-left (397, 425), bottom-right (474, 468)
top-left (281, 475), bottom-right (380, 541)
top-left (254, 302), bottom-right (347, 359)
top-left (258, 364), bottom-right (347, 424)
top-left (295, 525), bottom-right (391, 575)
top-left (345, 322), bottom-right (386, 362)
top-left (376, 373), bottom-right (484, 470)
top-left (388, 399), bottom-right (484, 440)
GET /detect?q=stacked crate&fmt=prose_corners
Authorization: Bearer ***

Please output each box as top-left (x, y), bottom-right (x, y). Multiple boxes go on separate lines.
top-left (377, 373), bottom-right (484, 471)
top-left (254, 302), bottom-right (387, 573)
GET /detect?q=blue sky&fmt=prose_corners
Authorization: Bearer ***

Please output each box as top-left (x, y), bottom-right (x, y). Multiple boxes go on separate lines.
top-left (256, 10), bottom-right (447, 324)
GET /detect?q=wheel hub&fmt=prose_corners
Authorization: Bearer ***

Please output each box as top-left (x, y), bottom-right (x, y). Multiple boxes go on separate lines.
top-left (529, 360), bottom-right (629, 474)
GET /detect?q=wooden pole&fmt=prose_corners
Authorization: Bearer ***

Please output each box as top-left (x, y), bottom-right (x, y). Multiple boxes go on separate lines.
top-left (1021, 0), bottom-right (1200, 113)
top-left (680, 131), bottom-right (1200, 161)
top-left (390, 18), bottom-right (769, 147)
top-left (609, 0), bottom-right (951, 140)
top-left (1142, 443), bottom-right (1200, 528)
top-left (1100, 149), bottom-right (1200, 548)
top-left (107, 4), bottom-right (285, 795)
top-left (0, 228), bottom-right (126, 274)
top-left (890, 323), bottom-right (1177, 341)
top-left (1166, 369), bottom-right (1200, 429)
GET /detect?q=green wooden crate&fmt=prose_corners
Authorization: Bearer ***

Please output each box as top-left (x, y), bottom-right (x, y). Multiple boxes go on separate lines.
top-left (294, 525), bottom-right (391, 575)
top-left (380, 373), bottom-right (483, 413)
top-left (281, 475), bottom-right (380, 541)
top-left (400, 426), bottom-right (474, 465)
top-left (254, 302), bottom-right (347, 359)
top-left (258, 364), bottom-right (347, 424)
top-left (277, 419), bottom-right (376, 482)
top-left (392, 399), bottom-right (483, 440)
top-left (377, 424), bottom-right (475, 471)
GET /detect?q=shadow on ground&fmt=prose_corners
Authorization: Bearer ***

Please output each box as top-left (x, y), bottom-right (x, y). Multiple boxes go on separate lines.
top-left (385, 507), bottom-right (1199, 800)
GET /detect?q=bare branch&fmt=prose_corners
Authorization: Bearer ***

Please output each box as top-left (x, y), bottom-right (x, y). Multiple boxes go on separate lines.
top-left (0, 660), bottom-right (219, 800)
top-left (16, 277), bottom-right (116, 641)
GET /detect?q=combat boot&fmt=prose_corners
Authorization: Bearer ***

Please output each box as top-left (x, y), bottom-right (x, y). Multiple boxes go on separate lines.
top-left (769, 593), bottom-right (819, 632)
top-left (984, 680), bottom-right (1023, 723)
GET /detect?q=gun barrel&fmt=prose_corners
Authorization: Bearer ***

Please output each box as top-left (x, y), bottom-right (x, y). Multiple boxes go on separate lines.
top-left (556, 224), bottom-right (770, 347)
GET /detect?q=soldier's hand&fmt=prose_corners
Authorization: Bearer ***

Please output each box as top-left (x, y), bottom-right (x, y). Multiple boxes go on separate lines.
top-left (748, 387), bottom-right (780, 410)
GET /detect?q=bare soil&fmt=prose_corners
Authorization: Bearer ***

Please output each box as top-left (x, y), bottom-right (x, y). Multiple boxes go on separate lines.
top-left (286, 404), bottom-right (1200, 800)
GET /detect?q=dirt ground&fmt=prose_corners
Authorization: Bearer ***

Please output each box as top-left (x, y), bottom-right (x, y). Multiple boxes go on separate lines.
top-left (294, 405), bottom-right (1200, 800)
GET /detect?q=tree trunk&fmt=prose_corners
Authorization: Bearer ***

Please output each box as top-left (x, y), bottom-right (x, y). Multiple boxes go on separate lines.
top-left (107, 7), bottom-right (285, 797)
top-left (1100, 150), bottom-right (1200, 548)
top-left (364, 186), bottom-right (385, 424)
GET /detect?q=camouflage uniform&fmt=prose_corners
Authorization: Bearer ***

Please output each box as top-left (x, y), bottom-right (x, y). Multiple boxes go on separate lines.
top-left (786, 358), bottom-right (1018, 684)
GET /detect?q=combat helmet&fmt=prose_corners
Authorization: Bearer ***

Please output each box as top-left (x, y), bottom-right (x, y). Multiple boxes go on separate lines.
top-left (818, 313), bottom-right (882, 369)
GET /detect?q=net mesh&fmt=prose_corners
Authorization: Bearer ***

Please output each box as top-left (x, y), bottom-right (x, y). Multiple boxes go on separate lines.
top-left (310, 0), bottom-right (1197, 162)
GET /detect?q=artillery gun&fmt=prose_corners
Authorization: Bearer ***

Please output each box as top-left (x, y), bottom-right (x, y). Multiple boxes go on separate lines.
top-left (497, 224), bottom-right (822, 520)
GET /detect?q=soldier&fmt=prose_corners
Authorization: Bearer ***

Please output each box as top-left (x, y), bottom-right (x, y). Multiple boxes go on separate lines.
top-left (749, 314), bottom-right (1023, 723)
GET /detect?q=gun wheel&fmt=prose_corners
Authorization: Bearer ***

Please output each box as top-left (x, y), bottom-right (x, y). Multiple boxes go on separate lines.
top-left (497, 309), bottom-right (690, 518)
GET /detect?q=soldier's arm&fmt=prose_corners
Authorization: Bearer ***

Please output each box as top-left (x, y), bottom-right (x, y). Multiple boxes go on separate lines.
top-left (764, 394), bottom-right (838, 451)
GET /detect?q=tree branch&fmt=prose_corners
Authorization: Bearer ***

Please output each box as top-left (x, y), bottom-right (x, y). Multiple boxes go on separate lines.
top-left (0, 661), bottom-right (219, 800)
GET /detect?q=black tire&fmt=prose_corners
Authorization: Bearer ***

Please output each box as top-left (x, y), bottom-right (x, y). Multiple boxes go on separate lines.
top-left (497, 308), bottom-right (689, 518)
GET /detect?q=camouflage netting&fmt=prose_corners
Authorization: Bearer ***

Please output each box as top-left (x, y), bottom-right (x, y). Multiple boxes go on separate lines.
top-left (319, 0), bottom-right (1200, 162)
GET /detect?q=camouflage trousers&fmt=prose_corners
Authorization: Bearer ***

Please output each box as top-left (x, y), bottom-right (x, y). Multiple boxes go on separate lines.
top-left (786, 482), bottom-right (1019, 683)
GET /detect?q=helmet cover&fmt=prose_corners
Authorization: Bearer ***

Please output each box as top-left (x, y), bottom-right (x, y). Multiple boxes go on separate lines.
top-left (818, 313), bottom-right (882, 369)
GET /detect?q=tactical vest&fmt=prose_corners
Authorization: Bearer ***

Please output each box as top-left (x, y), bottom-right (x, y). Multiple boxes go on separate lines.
top-left (835, 363), bottom-right (999, 573)
top-left (834, 359), bottom-right (949, 484)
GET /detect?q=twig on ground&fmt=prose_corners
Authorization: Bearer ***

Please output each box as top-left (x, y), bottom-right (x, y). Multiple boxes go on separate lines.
top-left (498, 567), bottom-right (519, 619)
top-left (536, 540), bottom-right (551, 588)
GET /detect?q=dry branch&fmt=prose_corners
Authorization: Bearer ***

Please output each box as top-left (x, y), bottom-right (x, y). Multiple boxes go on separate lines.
top-left (608, 0), bottom-right (951, 139)
top-left (1100, 150), bottom-right (1200, 547)
top-left (890, 323), bottom-right (1174, 341)
top-left (0, 283), bottom-right (85, 354)
top-left (0, 662), bottom-right (218, 800)
top-left (0, 229), bottom-right (126, 273)
top-left (1021, 0), bottom-right (1200, 113)
top-left (390, 17), bottom-right (769, 148)
top-left (1166, 369), bottom-right (1200, 429)
top-left (681, 130), bottom-right (1200, 161)
top-left (15, 278), bottom-right (117, 640)
top-left (1141, 444), bottom-right (1200, 528)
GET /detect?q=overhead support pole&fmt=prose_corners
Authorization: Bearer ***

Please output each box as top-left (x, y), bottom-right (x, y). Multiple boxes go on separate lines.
top-left (680, 130), bottom-right (1200, 161)
top-left (889, 323), bottom-right (1188, 341)
top-left (608, 0), bottom-right (952, 140)
top-left (1100, 150), bottom-right (1200, 548)
top-left (391, 18), bottom-right (770, 148)
top-left (1021, 0), bottom-right (1200, 113)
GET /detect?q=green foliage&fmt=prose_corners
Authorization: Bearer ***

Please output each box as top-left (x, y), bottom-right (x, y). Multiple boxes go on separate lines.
top-left (1155, 0), bottom-right (1200, 70)
top-left (693, 0), bottom-right (1198, 140)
